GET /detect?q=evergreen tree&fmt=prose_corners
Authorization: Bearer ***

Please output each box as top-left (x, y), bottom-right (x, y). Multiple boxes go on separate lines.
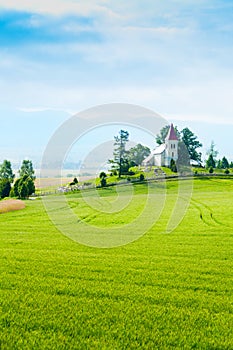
top-left (216, 159), bottom-right (222, 169)
top-left (109, 130), bottom-right (129, 177)
top-left (99, 172), bottom-right (107, 187)
top-left (18, 182), bottom-right (28, 199)
top-left (12, 175), bottom-right (35, 199)
top-left (177, 141), bottom-right (190, 166)
top-left (221, 156), bottom-right (229, 169)
top-left (19, 160), bottom-right (36, 180)
top-left (0, 160), bottom-right (15, 183)
top-left (0, 179), bottom-right (11, 199)
top-left (170, 158), bottom-right (177, 173)
top-left (206, 141), bottom-right (218, 160)
top-left (206, 154), bottom-right (216, 168)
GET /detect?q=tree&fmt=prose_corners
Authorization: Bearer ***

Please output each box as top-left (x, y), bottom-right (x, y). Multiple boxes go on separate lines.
top-left (206, 154), bottom-right (216, 169)
top-left (0, 160), bottom-right (15, 183)
top-left (18, 182), bottom-right (28, 199)
top-left (176, 141), bottom-right (190, 167)
top-left (12, 175), bottom-right (35, 199)
top-left (221, 156), bottom-right (229, 169)
top-left (19, 160), bottom-right (35, 180)
top-left (170, 158), bottom-right (177, 173)
top-left (128, 144), bottom-right (151, 166)
top-left (181, 128), bottom-right (202, 164)
top-left (206, 141), bottom-right (218, 160)
top-left (99, 172), bottom-right (107, 187)
top-left (156, 125), bottom-right (180, 145)
top-left (0, 179), bottom-right (11, 198)
top-left (110, 130), bottom-right (129, 177)
top-left (216, 159), bottom-right (222, 169)
top-left (25, 176), bottom-right (35, 196)
top-left (206, 141), bottom-right (218, 168)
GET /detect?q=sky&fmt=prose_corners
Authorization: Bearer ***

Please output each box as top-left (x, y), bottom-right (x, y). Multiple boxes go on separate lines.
top-left (0, 0), bottom-right (233, 168)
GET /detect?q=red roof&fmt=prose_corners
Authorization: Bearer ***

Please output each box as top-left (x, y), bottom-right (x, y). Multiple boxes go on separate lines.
top-left (166, 123), bottom-right (178, 141)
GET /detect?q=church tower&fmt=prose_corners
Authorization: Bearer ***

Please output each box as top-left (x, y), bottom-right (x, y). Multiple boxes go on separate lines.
top-left (164, 123), bottom-right (179, 166)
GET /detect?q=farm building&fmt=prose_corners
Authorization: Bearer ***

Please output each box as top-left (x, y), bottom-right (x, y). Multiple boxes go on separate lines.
top-left (142, 123), bottom-right (178, 167)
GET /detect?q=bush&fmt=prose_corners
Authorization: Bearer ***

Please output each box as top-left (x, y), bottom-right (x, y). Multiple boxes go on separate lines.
top-left (170, 159), bottom-right (177, 173)
top-left (209, 167), bottom-right (214, 174)
top-left (224, 169), bottom-right (230, 174)
top-left (139, 174), bottom-right (145, 181)
top-left (100, 177), bottom-right (107, 187)
top-left (99, 172), bottom-right (107, 179)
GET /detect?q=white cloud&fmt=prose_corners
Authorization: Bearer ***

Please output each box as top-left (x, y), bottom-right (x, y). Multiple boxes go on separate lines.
top-left (17, 107), bottom-right (74, 115)
top-left (0, 0), bottom-right (119, 17)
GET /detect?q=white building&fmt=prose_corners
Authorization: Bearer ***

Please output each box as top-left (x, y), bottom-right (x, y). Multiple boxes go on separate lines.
top-left (143, 124), bottom-right (179, 167)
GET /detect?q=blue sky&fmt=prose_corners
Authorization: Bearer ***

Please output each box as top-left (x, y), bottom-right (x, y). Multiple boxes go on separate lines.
top-left (0, 0), bottom-right (233, 166)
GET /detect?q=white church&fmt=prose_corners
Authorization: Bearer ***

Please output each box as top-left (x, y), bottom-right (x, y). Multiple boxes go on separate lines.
top-left (143, 123), bottom-right (179, 167)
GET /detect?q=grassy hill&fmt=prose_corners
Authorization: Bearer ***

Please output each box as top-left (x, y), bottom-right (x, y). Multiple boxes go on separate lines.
top-left (0, 178), bottom-right (233, 349)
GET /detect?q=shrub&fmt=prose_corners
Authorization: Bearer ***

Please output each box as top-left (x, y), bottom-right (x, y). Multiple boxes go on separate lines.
top-left (170, 159), bottom-right (177, 173)
top-left (209, 167), bottom-right (214, 174)
top-left (100, 177), bottom-right (107, 187)
top-left (139, 174), bottom-right (145, 181)
top-left (99, 172), bottom-right (107, 179)
top-left (224, 169), bottom-right (230, 174)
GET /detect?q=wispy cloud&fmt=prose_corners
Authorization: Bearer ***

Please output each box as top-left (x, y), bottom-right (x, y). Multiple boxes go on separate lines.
top-left (0, 1), bottom-right (233, 126)
top-left (17, 107), bottom-right (74, 115)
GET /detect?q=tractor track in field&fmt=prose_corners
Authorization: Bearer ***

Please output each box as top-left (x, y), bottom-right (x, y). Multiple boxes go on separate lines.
top-left (190, 198), bottom-right (226, 227)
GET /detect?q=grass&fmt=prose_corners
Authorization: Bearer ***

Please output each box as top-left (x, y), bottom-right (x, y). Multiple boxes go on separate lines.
top-left (0, 178), bottom-right (233, 349)
top-left (0, 199), bottom-right (25, 214)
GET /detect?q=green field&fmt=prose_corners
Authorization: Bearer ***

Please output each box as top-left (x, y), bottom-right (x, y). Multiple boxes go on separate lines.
top-left (0, 178), bottom-right (233, 349)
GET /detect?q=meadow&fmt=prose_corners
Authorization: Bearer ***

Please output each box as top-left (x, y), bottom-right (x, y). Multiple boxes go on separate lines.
top-left (0, 177), bottom-right (233, 349)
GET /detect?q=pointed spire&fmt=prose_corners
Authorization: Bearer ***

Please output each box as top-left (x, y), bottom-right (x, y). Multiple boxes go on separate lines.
top-left (166, 123), bottom-right (178, 141)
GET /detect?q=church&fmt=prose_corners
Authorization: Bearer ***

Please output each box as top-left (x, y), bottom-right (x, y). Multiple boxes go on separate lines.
top-left (142, 123), bottom-right (178, 167)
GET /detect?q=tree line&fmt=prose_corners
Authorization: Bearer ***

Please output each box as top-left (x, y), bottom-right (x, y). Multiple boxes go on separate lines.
top-left (0, 160), bottom-right (35, 199)
top-left (108, 126), bottom-right (232, 179)
top-left (205, 141), bottom-right (233, 172)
